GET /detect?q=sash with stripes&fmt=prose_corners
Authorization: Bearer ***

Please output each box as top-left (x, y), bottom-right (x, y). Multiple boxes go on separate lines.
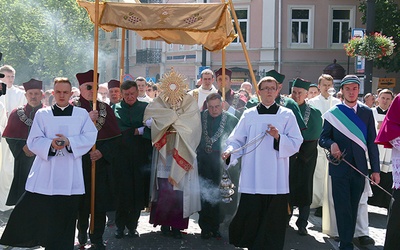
top-left (323, 104), bottom-right (368, 151)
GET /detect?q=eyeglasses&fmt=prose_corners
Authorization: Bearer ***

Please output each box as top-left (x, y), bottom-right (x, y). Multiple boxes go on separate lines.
top-left (259, 87), bottom-right (277, 92)
top-left (85, 85), bottom-right (98, 91)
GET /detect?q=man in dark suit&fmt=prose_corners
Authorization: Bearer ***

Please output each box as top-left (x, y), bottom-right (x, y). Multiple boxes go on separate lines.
top-left (319, 75), bottom-right (380, 250)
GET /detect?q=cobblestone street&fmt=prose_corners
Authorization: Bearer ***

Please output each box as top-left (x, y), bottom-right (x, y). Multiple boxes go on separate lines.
top-left (0, 205), bottom-right (387, 250)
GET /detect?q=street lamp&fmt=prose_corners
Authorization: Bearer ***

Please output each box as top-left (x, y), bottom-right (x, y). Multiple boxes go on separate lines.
top-left (364, 0), bottom-right (376, 94)
top-left (347, 27), bottom-right (352, 75)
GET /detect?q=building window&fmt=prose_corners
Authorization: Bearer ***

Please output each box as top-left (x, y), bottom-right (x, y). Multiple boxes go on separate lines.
top-left (232, 9), bottom-right (248, 44)
top-left (168, 43), bottom-right (174, 51)
top-left (291, 10), bottom-right (309, 43)
top-left (332, 10), bottom-right (350, 43)
top-left (329, 6), bottom-right (355, 49)
top-left (179, 44), bottom-right (184, 51)
top-left (289, 6), bottom-right (314, 48)
top-left (330, 6), bottom-right (355, 48)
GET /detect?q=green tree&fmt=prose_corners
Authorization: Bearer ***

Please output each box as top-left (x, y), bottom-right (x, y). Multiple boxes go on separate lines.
top-left (359, 0), bottom-right (400, 72)
top-left (0, 0), bottom-right (95, 88)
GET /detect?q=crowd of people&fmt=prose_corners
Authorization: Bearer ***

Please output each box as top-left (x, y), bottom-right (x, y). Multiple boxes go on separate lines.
top-left (0, 64), bottom-right (399, 250)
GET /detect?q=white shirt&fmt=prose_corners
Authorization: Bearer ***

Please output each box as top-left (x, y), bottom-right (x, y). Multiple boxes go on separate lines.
top-left (0, 101), bottom-right (7, 135)
top-left (226, 106), bottom-right (303, 194)
top-left (308, 94), bottom-right (341, 116)
top-left (26, 106), bottom-right (97, 195)
top-left (188, 85), bottom-right (218, 110)
top-left (0, 85), bottom-right (27, 117)
top-left (138, 94), bottom-right (152, 103)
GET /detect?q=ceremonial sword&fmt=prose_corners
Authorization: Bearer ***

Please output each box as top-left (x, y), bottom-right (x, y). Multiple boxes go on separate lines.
top-left (324, 149), bottom-right (395, 201)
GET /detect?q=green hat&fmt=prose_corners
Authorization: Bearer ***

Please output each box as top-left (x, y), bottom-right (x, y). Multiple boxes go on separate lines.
top-left (292, 78), bottom-right (311, 90)
top-left (266, 70), bottom-right (285, 84)
top-left (309, 83), bottom-right (318, 88)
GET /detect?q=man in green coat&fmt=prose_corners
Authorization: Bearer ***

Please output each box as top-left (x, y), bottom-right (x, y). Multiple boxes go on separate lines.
top-left (112, 80), bottom-right (152, 239)
top-left (197, 93), bottom-right (239, 239)
top-left (288, 78), bottom-right (322, 236)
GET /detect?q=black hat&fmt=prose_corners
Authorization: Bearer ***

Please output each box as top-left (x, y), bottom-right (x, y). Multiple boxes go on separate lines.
top-left (76, 70), bottom-right (99, 85)
top-left (108, 79), bottom-right (120, 89)
top-left (23, 78), bottom-right (43, 91)
top-left (215, 68), bottom-right (232, 79)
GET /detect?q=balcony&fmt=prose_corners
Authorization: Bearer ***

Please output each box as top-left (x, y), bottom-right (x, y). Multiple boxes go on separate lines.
top-left (136, 48), bottom-right (162, 64)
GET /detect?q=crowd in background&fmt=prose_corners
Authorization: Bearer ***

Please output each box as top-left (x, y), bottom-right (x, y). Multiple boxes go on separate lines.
top-left (0, 64), bottom-right (399, 250)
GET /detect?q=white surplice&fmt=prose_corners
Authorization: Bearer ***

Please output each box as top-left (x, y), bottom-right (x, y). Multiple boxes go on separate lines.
top-left (373, 107), bottom-right (392, 172)
top-left (226, 106), bottom-right (302, 195)
top-left (308, 95), bottom-right (342, 210)
top-left (26, 106), bottom-right (97, 195)
top-left (188, 85), bottom-right (218, 110)
top-left (0, 86), bottom-right (27, 211)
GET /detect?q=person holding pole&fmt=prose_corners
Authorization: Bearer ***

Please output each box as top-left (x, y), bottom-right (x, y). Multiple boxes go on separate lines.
top-left (213, 68), bottom-right (246, 119)
top-left (74, 70), bottom-right (121, 250)
top-left (0, 77), bottom-right (98, 249)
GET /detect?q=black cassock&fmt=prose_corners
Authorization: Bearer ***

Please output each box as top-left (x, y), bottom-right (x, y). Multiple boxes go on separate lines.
top-left (5, 138), bottom-right (35, 206)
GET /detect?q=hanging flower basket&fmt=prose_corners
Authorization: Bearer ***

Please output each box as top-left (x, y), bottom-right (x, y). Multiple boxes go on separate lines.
top-left (344, 32), bottom-right (396, 60)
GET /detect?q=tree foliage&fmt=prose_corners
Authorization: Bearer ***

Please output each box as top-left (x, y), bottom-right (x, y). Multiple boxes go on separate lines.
top-left (359, 0), bottom-right (400, 72)
top-left (0, 0), bottom-right (95, 88)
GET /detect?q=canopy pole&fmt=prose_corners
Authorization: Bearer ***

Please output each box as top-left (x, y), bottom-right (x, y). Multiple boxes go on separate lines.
top-left (119, 28), bottom-right (126, 83)
top-left (90, 0), bottom-right (100, 234)
top-left (228, 0), bottom-right (260, 101)
top-left (222, 49), bottom-right (226, 101)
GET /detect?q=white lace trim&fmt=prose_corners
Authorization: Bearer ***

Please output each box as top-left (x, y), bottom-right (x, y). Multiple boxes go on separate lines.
top-left (392, 158), bottom-right (400, 189)
top-left (390, 141), bottom-right (400, 189)
top-left (390, 137), bottom-right (400, 150)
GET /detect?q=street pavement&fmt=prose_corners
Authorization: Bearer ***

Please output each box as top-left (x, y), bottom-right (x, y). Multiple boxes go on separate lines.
top-left (0, 205), bottom-right (387, 250)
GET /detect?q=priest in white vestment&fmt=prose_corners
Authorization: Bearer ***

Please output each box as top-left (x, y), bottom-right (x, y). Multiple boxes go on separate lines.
top-left (370, 89), bottom-right (394, 208)
top-left (188, 68), bottom-right (217, 111)
top-left (0, 65), bottom-right (27, 212)
top-left (307, 74), bottom-right (341, 213)
top-left (222, 76), bottom-right (302, 249)
top-left (144, 69), bottom-right (201, 239)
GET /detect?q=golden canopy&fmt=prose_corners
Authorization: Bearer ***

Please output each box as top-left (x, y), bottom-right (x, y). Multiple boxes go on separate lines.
top-left (77, 1), bottom-right (237, 51)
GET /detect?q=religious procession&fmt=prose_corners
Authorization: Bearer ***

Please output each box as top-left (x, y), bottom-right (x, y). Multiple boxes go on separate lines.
top-left (1, 0), bottom-right (400, 250)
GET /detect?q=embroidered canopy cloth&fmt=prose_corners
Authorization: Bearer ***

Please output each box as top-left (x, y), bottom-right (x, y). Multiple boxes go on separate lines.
top-left (77, 1), bottom-right (237, 51)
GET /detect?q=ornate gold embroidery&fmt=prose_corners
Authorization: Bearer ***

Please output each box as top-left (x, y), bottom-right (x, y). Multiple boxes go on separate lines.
top-left (159, 8), bottom-right (170, 24)
top-left (123, 12), bottom-right (141, 24)
top-left (184, 13), bottom-right (202, 25)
